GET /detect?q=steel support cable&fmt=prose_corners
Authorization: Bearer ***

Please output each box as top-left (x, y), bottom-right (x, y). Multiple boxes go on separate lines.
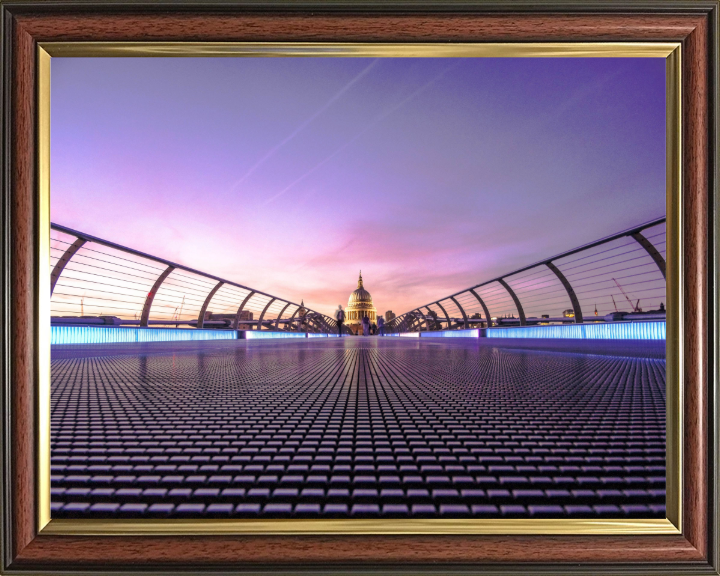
top-left (553, 248), bottom-right (649, 274)
top-left (285, 307), bottom-right (301, 331)
top-left (50, 305), bottom-right (146, 314)
top-left (51, 293), bottom-right (147, 307)
top-left (501, 271), bottom-right (567, 292)
top-left (359, 218), bottom-right (669, 322)
top-left (57, 267), bottom-right (165, 289)
top-left (530, 255), bottom-right (650, 284)
top-left (474, 285), bottom-right (513, 296)
top-left (470, 295), bottom-right (517, 309)
top-left (449, 296), bottom-right (469, 328)
top-left (153, 277), bottom-right (223, 295)
top-left (233, 291), bottom-right (256, 330)
top-left (560, 262), bottom-right (663, 284)
top-left (419, 309), bottom-right (432, 331)
top-left (423, 306), bottom-right (439, 330)
top-left (564, 272), bottom-right (667, 293)
top-left (139, 265), bottom-right (175, 327)
top-left (486, 283), bottom-right (569, 303)
top-left (50, 242), bottom-right (168, 273)
top-left (60, 261), bottom-right (165, 284)
top-left (551, 243), bottom-right (643, 269)
top-left (496, 294), bottom-right (571, 312)
top-left (53, 277), bottom-right (154, 294)
top-left (491, 266), bottom-right (554, 288)
top-left (502, 283), bottom-right (580, 302)
top-left (545, 261), bottom-right (583, 323)
top-left (436, 224), bottom-right (665, 307)
top-left (572, 285), bottom-right (667, 300)
top-left (570, 270), bottom-right (665, 288)
top-left (57, 251), bottom-right (172, 277)
top-left (442, 298), bottom-right (464, 319)
top-left (630, 231), bottom-right (666, 279)
top-left (50, 238), bottom-right (88, 297)
top-left (409, 312), bottom-right (423, 331)
top-left (561, 260), bottom-right (660, 281)
top-left (52, 223), bottom-right (306, 310)
top-left (434, 301), bottom-right (452, 329)
top-left (497, 278), bottom-right (526, 326)
top-left (135, 291), bottom-right (208, 306)
top-left (556, 259), bottom-right (656, 284)
top-left (397, 315), bottom-right (409, 332)
top-left (196, 281), bottom-right (225, 329)
top-left (148, 275), bottom-right (231, 294)
top-left (405, 312), bottom-right (418, 331)
top-left (257, 298), bottom-right (276, 331)
top-left (274, 303), bottom-right (292, 330)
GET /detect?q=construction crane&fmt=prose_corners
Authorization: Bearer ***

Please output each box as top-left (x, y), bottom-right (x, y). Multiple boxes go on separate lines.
top-left (612, 278), bottom-right (642, 312)
top-left (173, 295), bottom-right (185, 321)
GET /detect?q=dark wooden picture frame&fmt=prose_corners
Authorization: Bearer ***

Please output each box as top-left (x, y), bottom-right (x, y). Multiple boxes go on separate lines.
top-left (1, 1), bottom-right (717, 573)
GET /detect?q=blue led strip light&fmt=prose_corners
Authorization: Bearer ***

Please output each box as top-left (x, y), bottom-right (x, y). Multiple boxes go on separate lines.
top-left (52, 326), bottom-right (237, 345)
top-left (420, 329), bottom-right (480, 338)
top-left (486, 321), bottom-right (666, 340)
top-left (245, 332), bottom-right (307, 340)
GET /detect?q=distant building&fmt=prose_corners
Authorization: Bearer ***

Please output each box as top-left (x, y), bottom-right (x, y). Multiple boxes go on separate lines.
top-left (346, 272), bottom-right (377, 335)
top-left (205, 310), bottom-right (253, 330)
top-left (295, 300), bottom-right (308, 331)
top-left (385, 310), bottom-right (395, 322)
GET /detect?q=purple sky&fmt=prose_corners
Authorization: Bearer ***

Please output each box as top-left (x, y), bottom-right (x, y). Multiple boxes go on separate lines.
top-left (51, 57), bottom-right (665, 317)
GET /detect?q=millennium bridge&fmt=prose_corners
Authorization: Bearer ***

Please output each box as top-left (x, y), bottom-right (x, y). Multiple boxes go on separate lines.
top-left (49, 218), bottom-right (666, 520)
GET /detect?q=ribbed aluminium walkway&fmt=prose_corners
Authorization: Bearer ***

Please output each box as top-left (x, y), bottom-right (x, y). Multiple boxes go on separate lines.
top-left (50, 337), bottom-right (666, 519)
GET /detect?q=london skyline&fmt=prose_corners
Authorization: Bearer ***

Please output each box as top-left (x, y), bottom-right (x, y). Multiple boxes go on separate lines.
top-left (51, 56), bottom-right (665, 316)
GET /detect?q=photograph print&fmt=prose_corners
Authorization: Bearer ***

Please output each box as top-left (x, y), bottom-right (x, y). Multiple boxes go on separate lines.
top-left (48, 54), bottom-right (667, 523)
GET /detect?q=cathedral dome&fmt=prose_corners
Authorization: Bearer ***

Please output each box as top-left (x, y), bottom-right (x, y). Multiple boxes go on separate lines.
top-left (348, 273), bottom-right (373, 307)
top-left (345, 272), bottom-right (377, 333)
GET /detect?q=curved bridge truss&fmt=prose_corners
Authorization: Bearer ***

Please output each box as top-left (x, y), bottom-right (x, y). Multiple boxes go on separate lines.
top-left (389, 217), bottom-right (666, 333)
top-left (50, 223), bottom-right (337, 334)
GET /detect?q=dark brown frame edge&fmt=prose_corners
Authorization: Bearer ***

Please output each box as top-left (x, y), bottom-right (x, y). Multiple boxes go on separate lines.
top-left (0, 1), bottom-right (717, 574)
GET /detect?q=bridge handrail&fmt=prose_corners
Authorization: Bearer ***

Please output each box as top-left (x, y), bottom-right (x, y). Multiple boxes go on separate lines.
top-left (389, 216), bottom-right (666, 333)
top-left (50, 223), bottom-right (337, 333)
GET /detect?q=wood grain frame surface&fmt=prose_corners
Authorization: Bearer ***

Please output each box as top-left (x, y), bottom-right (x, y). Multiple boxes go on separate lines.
top-left (0, 1), bottom-right (717, 574)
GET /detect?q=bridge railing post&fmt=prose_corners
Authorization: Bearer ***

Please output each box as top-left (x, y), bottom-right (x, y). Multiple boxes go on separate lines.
top-left (497, 278), bottom-right (526, 326)
top-left (197, 281), bottom-right (224, 329)
top-left (545, 261), bottom-right (583, 324)
top-left (233, 291), bottom-right (256, 331)
top-left (449, 296), bottom-right (469, 329)
top-left (275, 302), bottom-right (291, 330)
top-left (469, 289), bottom-right (493, 328)
top-left (435, 301), bottom-right (452, 330)
top-left (140, 265), bottom-right (175, 327)
top-left (257, 298), bottom-right (276, 331)
top-left (50, 237), bottom-right (86, 296)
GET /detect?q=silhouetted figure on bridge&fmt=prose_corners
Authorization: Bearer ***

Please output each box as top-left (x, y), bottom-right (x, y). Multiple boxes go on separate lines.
top-left (378, 315), bottom-right (385, 336)
top-left (335, 305), bottom-right (345, 337)
top-left (362, 314), bottom-right (370, 336)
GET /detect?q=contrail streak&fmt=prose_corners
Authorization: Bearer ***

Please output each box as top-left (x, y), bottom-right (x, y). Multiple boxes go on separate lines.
top-left (260, 60), bottom-right (463, 207)
top-left (231, 59), bottom-right (379, 190)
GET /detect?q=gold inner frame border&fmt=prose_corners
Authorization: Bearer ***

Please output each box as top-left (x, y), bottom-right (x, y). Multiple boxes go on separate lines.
top-left (36, 41), bottom-right (682, 536)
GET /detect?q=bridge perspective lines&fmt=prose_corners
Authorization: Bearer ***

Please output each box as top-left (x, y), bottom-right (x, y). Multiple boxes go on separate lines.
top-left (50, 337), bottom-right (665, 519)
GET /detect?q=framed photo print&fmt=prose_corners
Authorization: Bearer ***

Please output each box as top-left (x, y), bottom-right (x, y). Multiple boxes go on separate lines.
top-left (0, 1), bottom-right (717, 574)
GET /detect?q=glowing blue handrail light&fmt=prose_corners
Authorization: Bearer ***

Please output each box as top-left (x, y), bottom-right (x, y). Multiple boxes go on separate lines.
top-left (245, 331), bottom-right (307, 340)
top-left (420, 329), bottom-right (479, 338)
top-left (52, 326), bottom-right (236, 345)
top-left (486, 321), bottom-right (665, 340)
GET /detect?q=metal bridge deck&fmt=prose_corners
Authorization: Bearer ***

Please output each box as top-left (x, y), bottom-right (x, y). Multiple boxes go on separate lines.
top-left (50, 337), bottom-right (666, 519)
